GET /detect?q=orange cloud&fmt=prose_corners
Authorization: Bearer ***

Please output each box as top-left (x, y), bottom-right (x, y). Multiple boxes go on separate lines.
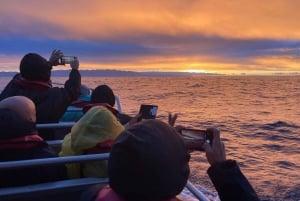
top-left (1, 0), bottom-right (300, 74)
top-left (2, 0), bottom-right (300, 40)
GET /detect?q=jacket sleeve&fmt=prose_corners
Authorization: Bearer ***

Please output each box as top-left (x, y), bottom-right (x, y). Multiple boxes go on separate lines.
top-left (207, 160), bottom-right (260, 201)
top-left (0, 74), bottom-right (19, 101)
top-left (64, 69), bottom-right (81, 102)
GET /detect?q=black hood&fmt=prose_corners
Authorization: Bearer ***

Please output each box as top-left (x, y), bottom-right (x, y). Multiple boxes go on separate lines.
top-left (91, 85), bottom-right (115, 107)
top-left (108, 119), bottom-right (190, 201)
top-left (19, 53), bottom-right (51, 82)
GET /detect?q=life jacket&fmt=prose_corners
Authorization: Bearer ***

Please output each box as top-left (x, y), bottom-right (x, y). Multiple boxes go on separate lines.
top-left (70, 100), bottom-right (90, 108)
top-left (0, 134), bottom-right (44, 150)
top-left (83, 103), bottom-right (119, 117)
top-left (95, 185), bottom-right (182, 201)
top-left (14, 76), bottom-right (52, 91)
top-left (83, 139), bottom-right (114, 154)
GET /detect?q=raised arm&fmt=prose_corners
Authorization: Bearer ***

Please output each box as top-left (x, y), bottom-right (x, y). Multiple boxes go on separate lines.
top-left (204, 128), bottom-right (260, 201)
top-left (64, 57), bottom-right (81, 101)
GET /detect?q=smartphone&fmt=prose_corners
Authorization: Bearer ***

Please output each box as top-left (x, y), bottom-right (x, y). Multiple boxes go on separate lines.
top-left (59, 56), bottom-right (76, 65)
top-left (180, 128), bottom-right (207, 141)
top-left (180, 128), bottom-right (213, 151)
top-left (139, 104), bottom-right (158, 120)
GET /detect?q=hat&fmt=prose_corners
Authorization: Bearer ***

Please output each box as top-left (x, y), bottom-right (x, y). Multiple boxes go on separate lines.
top-left (91, 85), bottom-right (115, 107)
top-left (19, 53), bottom-right (51, 81)
top-left (0, 108), bottom-right (36, 139)
top-left (108, 119), bottom-right (190, 201)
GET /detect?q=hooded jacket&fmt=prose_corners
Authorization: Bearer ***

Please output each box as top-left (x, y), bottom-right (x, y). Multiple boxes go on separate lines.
top-left (0, 53), bottom-right (81, 140)
top-left (59, 106), bottom-right (125, 178)
top-left (108, 120), bottom-right (190, 201)
top-left (0, 108), bottom-right (67, 187)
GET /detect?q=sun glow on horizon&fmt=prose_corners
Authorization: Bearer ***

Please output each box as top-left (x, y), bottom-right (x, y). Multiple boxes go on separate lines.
top-left (183, 69), bottom-right (207, 73)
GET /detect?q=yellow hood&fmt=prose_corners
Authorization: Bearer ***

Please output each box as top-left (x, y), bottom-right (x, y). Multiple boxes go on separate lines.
top-left (59, 106), bottom-right (125, 178)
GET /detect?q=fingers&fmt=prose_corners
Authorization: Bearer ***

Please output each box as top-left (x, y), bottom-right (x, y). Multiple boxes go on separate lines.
top-left (207, 127), bottom-right (221, 147)
top-left (70, 57), bottom-right (79, 70)
top-left (168, 113), bottom-right (178, 127)
top-left (204, 127), bottom-right (226, 165)
top-left (49, 49), bottom-right (64, 66)
top-left (204, 140), bottom-right (212, 152)
top-left (51, 49), bottom-right (61, 56)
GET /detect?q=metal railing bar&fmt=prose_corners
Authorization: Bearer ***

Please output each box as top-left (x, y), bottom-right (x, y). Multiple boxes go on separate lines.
top-left (0, 153), bottom-right (110, 170)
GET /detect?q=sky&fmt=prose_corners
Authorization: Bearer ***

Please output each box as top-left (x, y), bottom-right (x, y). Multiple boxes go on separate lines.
top-left (0, 0), bottom-right (300, 75)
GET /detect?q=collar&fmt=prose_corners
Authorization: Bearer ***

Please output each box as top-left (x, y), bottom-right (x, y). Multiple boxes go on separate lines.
top-left (83, 103), bottom-right (119, 116)
top-left (0, 134), bottom-right (45, 150)
top-left (14, 75), bottom-right (52, 91)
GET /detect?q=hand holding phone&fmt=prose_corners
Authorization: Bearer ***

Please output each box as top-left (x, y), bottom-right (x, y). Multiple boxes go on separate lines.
top-left (179, 128), bottom-right (213, 151)
top-left (139, 104), bottom-right (158, 121)
top-left (203, 127), bottom-right (226, 165)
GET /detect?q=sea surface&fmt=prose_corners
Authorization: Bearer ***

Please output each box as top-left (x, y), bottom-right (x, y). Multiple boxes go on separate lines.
top-left (1, 75), bottom-right (300, 201)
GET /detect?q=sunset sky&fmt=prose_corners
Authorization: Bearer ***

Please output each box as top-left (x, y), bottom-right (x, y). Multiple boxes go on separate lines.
top-left (1, 0), bottom-right (300, 74)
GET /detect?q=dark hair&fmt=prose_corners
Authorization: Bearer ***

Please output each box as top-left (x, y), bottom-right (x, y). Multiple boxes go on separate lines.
top-left (91, 85), bottom-right (115, 107)
top-left (108, 120), bottom-right (190, 201)
top-left (19, 53), bottom-right (51, 81)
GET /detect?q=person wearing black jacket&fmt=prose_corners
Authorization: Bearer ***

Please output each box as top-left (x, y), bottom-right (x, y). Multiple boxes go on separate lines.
top-left (0, 96), bottom-right (67, 187)
top-left (0, 50), bottom-right (81, 140)
top-left (80, 120), bottom-right (260, 201)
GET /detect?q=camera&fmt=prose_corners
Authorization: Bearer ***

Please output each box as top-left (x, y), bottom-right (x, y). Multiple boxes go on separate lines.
top-left (139, 104), bottom-right (158, 120)
top-left (59, 56), bottom-right (76, 65)
top-left (179, 128), bottom-right (213, 151)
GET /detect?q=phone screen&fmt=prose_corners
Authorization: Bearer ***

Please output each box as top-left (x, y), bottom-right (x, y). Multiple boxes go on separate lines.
top-left (180, 129), bottom-right (207, 141)
top-left (139, 104), bottom-right (158, 120)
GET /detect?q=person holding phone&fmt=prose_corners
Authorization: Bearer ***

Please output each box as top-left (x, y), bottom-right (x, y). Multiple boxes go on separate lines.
top-left (0, 49), bottom-right (81, 140)
top-left (80, 120), bottom-right (260, 201)
top-left (204, 128), bottom-right (260, 201)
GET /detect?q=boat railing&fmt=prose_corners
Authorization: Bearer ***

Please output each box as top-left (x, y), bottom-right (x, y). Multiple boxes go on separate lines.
top-left (0, 154), bottom-right (109, 201)
top-left (37, 122), bottom-right (75, 129)
top-left (0, 153), bottom-right (210, 201)
top-left (0, 85), bottom-right (210, 201)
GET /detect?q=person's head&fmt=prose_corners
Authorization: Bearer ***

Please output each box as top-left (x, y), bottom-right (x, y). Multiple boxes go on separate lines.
top-left (20, 53), bottom-right (52, 82)
top-left (0, 96), bottom-right (36, 122)
top-left (108, 119), bottom-right (190, 201)
top-left (0, 96), bottom-right (36, 138)
top-left (91, 85), bottom-right (115, 107)
top-left (80, 85), bottom-right (91, 97)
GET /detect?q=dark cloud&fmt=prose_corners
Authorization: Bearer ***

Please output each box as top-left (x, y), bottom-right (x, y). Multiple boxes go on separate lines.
top-left (1, 33), bottom-right (300, 65)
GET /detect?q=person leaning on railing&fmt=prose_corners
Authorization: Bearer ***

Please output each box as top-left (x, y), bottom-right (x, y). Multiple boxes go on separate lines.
top-left (0, 49), bottom-right (81, 140)
top-left (80, 119), bottom-right (260, 201)
top-left (0, 96), bottom-right (67, 187)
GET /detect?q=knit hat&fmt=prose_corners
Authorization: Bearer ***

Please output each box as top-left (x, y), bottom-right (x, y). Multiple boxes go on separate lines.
top-left (108, 119), bottom-right (190, 201)
top-left (91, 85), bottom-right (115, 107)
top-left (19, 53), bottom-right (51, 81)
top-left (0, 108), bottom-right (36, 139)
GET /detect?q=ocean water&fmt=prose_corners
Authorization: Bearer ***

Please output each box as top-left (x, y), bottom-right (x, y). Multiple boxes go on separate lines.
top-left (1, 75), bottom-right (300, 201)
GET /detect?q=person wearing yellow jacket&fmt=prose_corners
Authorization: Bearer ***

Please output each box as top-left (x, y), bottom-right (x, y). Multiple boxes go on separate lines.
top-left (59, 105), bottom-right (125, 178)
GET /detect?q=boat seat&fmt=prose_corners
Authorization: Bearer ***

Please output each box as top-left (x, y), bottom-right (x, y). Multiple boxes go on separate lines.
top-left (0, 154), bottom-right (110, 201)
top-left (0, 178), bottom-right (108, 201)
top-left (0, 150), bottom-right (210, 201)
